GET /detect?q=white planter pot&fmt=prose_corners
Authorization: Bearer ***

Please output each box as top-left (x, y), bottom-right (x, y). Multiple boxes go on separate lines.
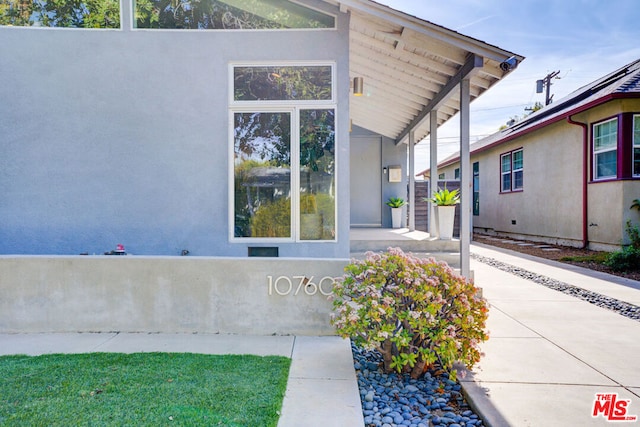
top-left (435, 205), bottom-right (456, 239)
top-left (391, 207), bottom-right (403, 229)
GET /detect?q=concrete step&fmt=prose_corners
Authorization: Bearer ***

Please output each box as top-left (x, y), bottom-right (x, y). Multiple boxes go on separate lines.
top-left (348, 228), bottom-right (460, 268)
top-left (350, 238), bottom-right (459, 253)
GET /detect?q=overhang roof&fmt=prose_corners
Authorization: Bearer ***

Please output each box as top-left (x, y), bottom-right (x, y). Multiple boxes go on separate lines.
top-left (329, 0), bottom-right (524, 144)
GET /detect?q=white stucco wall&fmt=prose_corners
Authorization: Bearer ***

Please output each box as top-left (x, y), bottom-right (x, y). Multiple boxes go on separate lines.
top-left (0, 0), bottom-right (351, 257)
top-left (350, 126), bottom-right (408, 228)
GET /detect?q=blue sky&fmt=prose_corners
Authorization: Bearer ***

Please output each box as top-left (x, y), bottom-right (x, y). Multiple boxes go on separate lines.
top-left (374, 0), bottom-right (640, 170)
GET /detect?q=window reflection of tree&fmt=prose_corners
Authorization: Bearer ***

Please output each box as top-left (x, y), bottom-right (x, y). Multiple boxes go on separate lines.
top-left (134, 0), bottom-right (333, 30)
top-left (234, 112), bottom-right (291, 238)
top-left (0, 0), bottom-right (120, 27)
top-left (234, 66), bottom-right (332, 101)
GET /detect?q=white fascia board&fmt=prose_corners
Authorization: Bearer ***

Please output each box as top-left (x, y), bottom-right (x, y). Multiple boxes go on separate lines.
top-left (334, 0), bottom-right (523, 63)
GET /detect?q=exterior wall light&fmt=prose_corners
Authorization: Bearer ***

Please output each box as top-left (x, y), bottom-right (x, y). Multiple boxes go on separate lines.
top-left (353, 77), bottom-right (364, 96)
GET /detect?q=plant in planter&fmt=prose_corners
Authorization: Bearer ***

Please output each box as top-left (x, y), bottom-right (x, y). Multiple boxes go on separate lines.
top-left (425, 187), bottom-right (460, 239)
top-left (330, 247), bottom-right (489, 380)
top-left (385, 197), bottom-right (406, 229)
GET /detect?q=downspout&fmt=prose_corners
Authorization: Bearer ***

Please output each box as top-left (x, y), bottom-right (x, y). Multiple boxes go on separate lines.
top-left (567, 116), bottom-right (589, 248)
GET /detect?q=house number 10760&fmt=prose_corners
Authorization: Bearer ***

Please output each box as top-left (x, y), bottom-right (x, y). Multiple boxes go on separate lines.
top-left (267, 276), bottom-right (335, 296)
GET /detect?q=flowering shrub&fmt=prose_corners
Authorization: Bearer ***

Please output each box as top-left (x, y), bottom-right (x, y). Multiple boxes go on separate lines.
top-left (330, 248), bottom-right (489, 380)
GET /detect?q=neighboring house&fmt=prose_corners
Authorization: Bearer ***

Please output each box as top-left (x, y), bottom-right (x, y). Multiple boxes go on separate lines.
top-left (430, 58), bottom-right (640, 251)
top-left (0, 0), bottom-right (522, 258)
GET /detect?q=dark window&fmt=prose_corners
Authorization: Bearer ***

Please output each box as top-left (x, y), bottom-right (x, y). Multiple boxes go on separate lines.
top-left (633, 115), bottom-right (640, 177)
top-left (473, 162), bottom-right (479, 216)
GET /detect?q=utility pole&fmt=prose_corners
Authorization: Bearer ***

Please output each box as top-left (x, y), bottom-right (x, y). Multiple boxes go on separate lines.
top-left (536, 71), bottom-right (560, 105)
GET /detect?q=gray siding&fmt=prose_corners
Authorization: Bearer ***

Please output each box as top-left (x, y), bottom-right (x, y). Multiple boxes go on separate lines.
top-left (0, 1), bottom-right (351, 257)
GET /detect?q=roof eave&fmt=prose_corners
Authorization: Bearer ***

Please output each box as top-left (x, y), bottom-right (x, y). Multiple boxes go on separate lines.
top-left (336, 0), bottom-right (523, 63)
top-left (436, 92), bottom-right (640, 168)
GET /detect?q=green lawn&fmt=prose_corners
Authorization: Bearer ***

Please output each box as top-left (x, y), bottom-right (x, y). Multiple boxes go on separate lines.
top-left (0, 352), bottom-right (291, 426)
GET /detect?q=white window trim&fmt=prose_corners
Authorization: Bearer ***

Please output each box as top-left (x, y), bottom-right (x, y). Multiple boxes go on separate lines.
top-left (500, 148), bottom-right (523, 193)
top-left (593, 117), bottom-right (618, 181)
top-left (229, 62), bottom-right (337, 243)
top-left (512, 150), bottom-right (523, 190)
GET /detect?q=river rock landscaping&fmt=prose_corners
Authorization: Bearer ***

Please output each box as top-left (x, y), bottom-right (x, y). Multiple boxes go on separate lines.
top-left (352, 343), bottom-right (483, 427)
top-left (472, 253), bottom-right (640, 322)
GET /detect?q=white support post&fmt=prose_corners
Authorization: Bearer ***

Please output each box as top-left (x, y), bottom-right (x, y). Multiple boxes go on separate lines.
top-left (408, 130), bottom-right (416, 231)
top-left (460, 79), bottom-right (471, 278)
top-left (429, 110), bottom-right (438, 237)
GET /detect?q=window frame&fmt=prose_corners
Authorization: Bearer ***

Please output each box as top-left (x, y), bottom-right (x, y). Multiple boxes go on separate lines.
top-left (229, 62), bottom-right (337, 243)
top-left (472, 161), bottom-right (479, 216)
top-left (0, 0), bottom-right (122, 29)
top-left (132, 0), bottom-right (336, 31)
top-left (500, 148), bottom-right (523, 193)
top-left (592, 117), bottom-right (619, 181)
top-left (229, 62), bottom-right (336, 106)
top-left (633, 114), bottom-right (640, 177)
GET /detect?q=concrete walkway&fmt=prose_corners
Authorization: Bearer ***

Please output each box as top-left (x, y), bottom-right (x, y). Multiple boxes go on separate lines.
top-left (0, 333), bottom-right (363, 427)
top-left (463, 243), bottom-right (640, 426)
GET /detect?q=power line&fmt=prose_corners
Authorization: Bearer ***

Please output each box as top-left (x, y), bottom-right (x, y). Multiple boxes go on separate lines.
top-left (472, 103), bottom-right (531, 112)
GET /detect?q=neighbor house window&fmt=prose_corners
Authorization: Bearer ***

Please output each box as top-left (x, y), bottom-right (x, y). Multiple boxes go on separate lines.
top-left (593, 118), bottom-right (618, 180)
top-left (454, 168), bottom-right (460, 180)
top-left (473, 162), bottom-right (479, 216)
top-left (231, 64), bottom-right (336, 241)
top-left (1, 0), bottom-right (120, 27)
top-left (438, 173), bottom-right (445, 180)
top-left (501, 149), bottom-right (523, 192)
top-left (135, 0), bottom-right (335, 29)
top-left (633, 115), bottom-right (640, 177)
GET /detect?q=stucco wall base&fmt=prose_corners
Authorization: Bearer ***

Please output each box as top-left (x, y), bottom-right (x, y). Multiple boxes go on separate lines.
top-left (0, 256), bottom-right (349, 335)
top-left (474, 229), bottom-right (586, 249)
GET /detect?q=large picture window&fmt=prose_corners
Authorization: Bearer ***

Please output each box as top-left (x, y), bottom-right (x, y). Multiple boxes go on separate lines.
top-left (593, 118), bottom-right (618, 180)
top-left (633, 115), bottom-right (640, 177)
top-left (231, 64), bottom-right (336, 241)
top-left (233, 112), bottom-right (292, 238)
top-left (135, 0), bottom-right (335, 29)
top-left (1, 0), bottom-right (120, 27)
top-left (501, 149), bottom-right (523, 193)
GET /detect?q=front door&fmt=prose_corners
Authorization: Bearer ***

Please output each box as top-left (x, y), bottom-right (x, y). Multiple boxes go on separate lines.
top-left (350, 136), bottom-right (382, 227)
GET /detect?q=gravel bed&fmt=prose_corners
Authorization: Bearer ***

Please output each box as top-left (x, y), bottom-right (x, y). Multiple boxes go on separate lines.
top-left (353, 343), bottom-right (483, 427)
top-left (472, 253), bottom-right (640, 322)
